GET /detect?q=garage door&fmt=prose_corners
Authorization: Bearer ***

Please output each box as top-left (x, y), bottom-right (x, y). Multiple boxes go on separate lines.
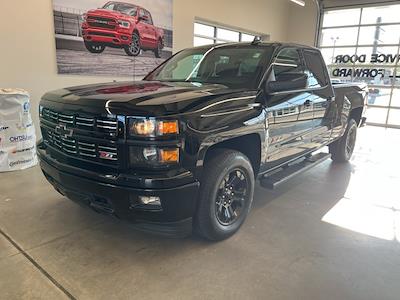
top-left (318, 3), bottom-right (400, 128)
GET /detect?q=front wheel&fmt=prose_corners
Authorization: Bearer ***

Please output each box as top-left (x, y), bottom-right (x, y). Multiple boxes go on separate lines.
top-left (329, 118), bottom-right (358, 163)
top-left (124, 32), bottom-right (141, 56)
top-left (194, 150), bottom-right (255, 241)
top-left (84, 41), bottom-right (105, 54)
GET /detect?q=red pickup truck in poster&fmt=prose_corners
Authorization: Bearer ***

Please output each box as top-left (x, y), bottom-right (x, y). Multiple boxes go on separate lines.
top-left (81, 1), bottom-right (164, 57)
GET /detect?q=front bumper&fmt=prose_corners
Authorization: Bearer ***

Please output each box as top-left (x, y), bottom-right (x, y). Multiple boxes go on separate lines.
top-left (38, 149), bottom-right (200, 237)
top-left (82, 27), bottom-right (131, 46)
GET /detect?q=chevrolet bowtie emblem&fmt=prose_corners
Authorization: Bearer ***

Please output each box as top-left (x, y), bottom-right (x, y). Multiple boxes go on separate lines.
top-left (55, 124), bottom-right (73, 138)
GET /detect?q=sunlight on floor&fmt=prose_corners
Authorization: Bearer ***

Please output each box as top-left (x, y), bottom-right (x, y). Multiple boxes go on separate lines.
top-left (322, 126), bottom-right (400, 242)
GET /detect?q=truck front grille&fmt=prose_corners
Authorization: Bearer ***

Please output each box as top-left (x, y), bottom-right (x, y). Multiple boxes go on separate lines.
top-left (87, 16), bottom-right (117, 30)
top-left (42, 108), bottom-right (118, 136)
top-left (44, 130), bottom-right (118, 163)
top-left (40, 108), bottom-right (121, 165)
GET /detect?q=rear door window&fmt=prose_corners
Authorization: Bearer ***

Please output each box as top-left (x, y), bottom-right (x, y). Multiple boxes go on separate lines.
top-left (145, 10), bottom-right (153, 25)
top-left (302, 49), bottom-right (329, 88)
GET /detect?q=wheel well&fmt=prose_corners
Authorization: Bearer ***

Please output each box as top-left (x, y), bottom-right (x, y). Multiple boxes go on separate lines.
top-left (204, 134), bottom-right (261, 176)
top-left (349, 107), bottom-right (363, 126)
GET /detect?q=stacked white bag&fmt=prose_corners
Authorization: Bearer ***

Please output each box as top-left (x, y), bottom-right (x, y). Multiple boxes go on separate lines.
top-left (0, 89), bottom-right (38, 172)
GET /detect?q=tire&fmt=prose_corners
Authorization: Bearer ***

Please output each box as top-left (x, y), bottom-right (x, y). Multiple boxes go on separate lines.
top-left (84, 41), bottom-right (105, 54)
top-left (194, 149), bottom-right (255, 241)
top-left (124, 32), bottom-right (141, 56)
top-left (329, 118), bottom-right (358, 163)
top-left (154, 40), bottom-right (163, 58)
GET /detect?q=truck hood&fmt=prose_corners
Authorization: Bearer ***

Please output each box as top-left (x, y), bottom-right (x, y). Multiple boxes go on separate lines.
top-left (41, 81), bottom-right (257, 117)
top-left (86, 9), bottom-right (129, 19)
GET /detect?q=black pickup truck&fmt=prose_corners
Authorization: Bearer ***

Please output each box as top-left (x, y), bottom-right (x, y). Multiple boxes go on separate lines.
top-left (38, 42), bottom-right (367, 240)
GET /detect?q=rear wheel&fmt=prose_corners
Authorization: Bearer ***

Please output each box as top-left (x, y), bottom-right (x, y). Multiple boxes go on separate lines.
top-left (194, 150), bottom-right (255, 241)
top-left (329, 118), bottom-right (358, 163)
top-left (124, 32), bottom-right (141, 56)
top-left (84, 41), bottom-right (105, 54)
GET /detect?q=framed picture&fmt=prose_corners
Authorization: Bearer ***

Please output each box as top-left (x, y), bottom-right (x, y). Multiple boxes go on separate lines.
top-left (52, 0), bottom-right (173, 77)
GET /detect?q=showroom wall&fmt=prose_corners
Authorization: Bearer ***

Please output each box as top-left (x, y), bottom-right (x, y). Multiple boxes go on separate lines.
top-left (287, 0), bottom-right (319, 46)
top-left (0, 0), bottom-right (317, 137)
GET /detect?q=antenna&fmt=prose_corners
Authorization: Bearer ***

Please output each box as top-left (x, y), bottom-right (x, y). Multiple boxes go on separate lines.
top-left (251, 36), bottom-right (262, 45)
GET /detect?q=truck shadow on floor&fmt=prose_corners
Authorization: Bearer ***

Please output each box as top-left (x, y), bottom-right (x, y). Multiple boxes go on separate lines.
top-left (91, 160), bottom-right (354, 249)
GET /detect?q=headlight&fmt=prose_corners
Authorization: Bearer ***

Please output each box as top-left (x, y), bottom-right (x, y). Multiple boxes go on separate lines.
top-left (130, 146), bottom-right (179, 166)
top-left (118, 20), bottom-right (130, 28)
top-left (128, 118), bottom-right (179, 137)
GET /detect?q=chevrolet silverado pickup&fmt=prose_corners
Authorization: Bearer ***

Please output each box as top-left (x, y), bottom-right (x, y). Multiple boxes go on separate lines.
top-left (81, 1), bottom-right (164, 57)
top-left (38, 42), bottom-right (367, 241)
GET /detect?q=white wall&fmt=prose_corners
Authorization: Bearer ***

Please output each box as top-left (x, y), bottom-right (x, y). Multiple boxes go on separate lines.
top-left (0, 0), bottom-right (318, 137)
top-left (173, 0), bottom-right (291, 51)
top-left (287, 0), bottom-right (319, 46)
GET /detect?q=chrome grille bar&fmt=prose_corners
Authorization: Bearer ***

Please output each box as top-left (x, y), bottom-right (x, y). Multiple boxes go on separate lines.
top-left (41, 108), bottom-right (119, 164)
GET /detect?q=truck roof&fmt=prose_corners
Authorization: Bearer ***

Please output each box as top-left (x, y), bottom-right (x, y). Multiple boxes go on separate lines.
top-left (191, 42), bottom-right (320, 51)
top-left (104, 1), bottom-right (141, 8)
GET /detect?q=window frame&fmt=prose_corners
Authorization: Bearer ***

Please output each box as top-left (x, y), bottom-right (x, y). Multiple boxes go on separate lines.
top-left (193, 21), bottom-right (263, 46)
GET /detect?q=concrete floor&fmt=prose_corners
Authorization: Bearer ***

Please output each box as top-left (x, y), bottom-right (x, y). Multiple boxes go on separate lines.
top-left (1, 126), bottom-right (400, 300)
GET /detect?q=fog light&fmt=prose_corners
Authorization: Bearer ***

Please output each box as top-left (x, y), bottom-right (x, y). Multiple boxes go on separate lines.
top-left (139, 196), bottom-right (161, 206)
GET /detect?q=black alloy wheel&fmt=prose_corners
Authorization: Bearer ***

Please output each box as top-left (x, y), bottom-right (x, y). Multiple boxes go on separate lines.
top-left (345, 122), bottom-right (357, 159)
top-left (329, 118), bottom-right (358, 163)
top-left (215, 169), bottom-right (249, 226)
top-left (195, 149), bottom-right (255, 241)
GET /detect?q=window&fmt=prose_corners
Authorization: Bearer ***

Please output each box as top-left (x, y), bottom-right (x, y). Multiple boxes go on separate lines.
top-left (361, 5), bottom-right (400, 24)
top-left (139, 9), bottom-right (152, 24)
top-left (217, 28), bottom-right (239, 42)
top-left (320, 27), bottom-right (359, 47)
top-left (146, 46), bottom-right (273, 89)
top-left (103, 2), bottom-right (137, 16)
top-left (272, 48), bottom-right (304, 79)
top-left (303, 50), bottom-right (328, 88)
top-left (322, 8), bottom-right (361, 27)
top-left (193, 22), bottom-right (262, 46)
top-left (267, 48), bottom-right (308, 93)
top-left (144, 10), bottom-right (153, 25)
top-left (358, 25), bottom-right (400, 45)
top-left (318, 3), bottom-right (400, 128)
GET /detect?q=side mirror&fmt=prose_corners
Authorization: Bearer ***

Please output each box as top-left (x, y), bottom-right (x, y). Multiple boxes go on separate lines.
top-left (267, 73), bottom-right (308, 93)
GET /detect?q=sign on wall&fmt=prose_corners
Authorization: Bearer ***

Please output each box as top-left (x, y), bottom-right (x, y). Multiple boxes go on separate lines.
top-left (327, 52), bottom-right (400, 90)
top-left (331, 53), bottom-right (400, 79)
top-left (52, 0), bottom-right (173, 77)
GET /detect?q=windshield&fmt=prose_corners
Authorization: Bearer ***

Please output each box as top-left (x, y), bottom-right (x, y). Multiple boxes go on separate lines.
top-left (145, 46), bottom-right (274, 88)
top-left (103, 2), bottom-right (138, 16)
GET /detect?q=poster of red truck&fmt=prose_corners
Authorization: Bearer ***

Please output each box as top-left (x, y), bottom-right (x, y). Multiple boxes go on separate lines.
top-left (52, 0), bottom-right (173, 77)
